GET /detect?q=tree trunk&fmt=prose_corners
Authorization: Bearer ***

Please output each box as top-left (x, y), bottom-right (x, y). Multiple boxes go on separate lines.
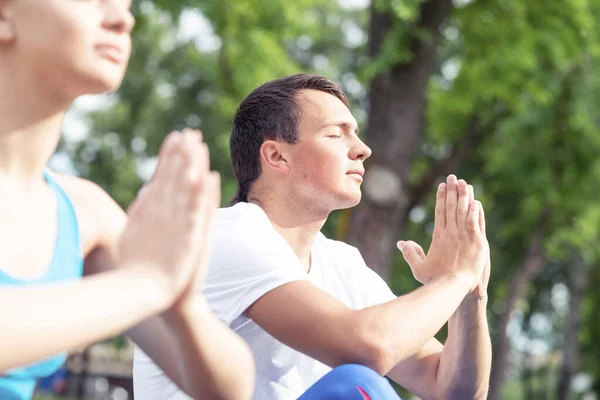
top-left (345, 0), bottom-right (453, 279)
top-left (522, 351), bottom-right (535, 400)
top-left (488, 228), bottom-right (546, 400)
top-left (557, 254), bottom-right (591, 400)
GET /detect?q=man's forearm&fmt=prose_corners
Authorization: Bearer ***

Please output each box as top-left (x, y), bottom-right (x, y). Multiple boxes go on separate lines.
top-left (164, 297), bottom-right (255, 400)
top-left (359, 273), bottom-right (474, 370)
top-left (436, 294), bottom-right (491, 399)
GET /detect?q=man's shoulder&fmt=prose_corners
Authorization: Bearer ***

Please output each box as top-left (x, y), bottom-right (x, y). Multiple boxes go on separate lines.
top-left (206, 203), bottom-right (305, 285)
top-left (211, 202), bottom-right (287, 252)
top-left (214, 202), bottom-right (270, 233)
top-left (214, 202), bottom-right (263, 222)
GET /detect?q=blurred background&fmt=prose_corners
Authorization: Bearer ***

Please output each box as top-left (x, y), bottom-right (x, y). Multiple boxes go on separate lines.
top-left (35, 0), bottom-right (600, 398)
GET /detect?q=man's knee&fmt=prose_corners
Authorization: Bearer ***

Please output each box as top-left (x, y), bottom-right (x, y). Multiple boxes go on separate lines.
top-left (300, 364), bottom-right (400, 400)
top-left (324, 364), bottom-right (398, 399)
top-left (328, 364), bottom-right (384, 385)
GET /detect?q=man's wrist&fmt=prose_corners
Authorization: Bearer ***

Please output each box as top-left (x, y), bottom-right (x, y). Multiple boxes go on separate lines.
top-left (458, 290), bottom-right (488, 314)
top-left (465, 287), bottom-right (489, 303)
top-left (434, 271), bottom-right (478, 294)
top-left (449, 290), bottom-right (488, 330)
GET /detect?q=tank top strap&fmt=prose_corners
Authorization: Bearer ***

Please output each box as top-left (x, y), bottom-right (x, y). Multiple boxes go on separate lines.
top-left (42, 169), bottom-right (83, 281)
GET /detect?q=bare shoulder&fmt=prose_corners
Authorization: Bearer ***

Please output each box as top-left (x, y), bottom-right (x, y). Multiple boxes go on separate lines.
top-left (50, 173), bottom-right (128, 254)
top-left (51, 173), bottom-right (110, 201)
top-left (51, 174), bottom-right (125, 219)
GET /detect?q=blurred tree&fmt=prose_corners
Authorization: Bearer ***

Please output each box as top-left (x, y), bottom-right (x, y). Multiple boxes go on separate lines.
top-left (339, 0), bottom-right (600, 397)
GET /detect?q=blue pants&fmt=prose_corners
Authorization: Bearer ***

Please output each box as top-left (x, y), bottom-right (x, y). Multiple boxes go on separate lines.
top-left (298, 364), bottom-right (402, 400)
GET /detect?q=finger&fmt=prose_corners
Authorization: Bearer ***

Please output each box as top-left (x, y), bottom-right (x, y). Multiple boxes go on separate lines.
top-left (192, 177), bottom-right (215, 250)
top-left (483, 257), bottom-right (491, 290)
top-left (199, 143), bottom-right (210, 185)
top-left (397, 241), bottom-right (426, 260)
top-left (175, 132), bottom-right (203, 211)
top-left (125, 196), bottom-right (142, 218)
top-left (456, 179), bottom-right (470, 233)
top-left (161, 133), bottom-right (198, 219)
top-left (433, 183), bottom-right (447, 235)
top-left (187, 143), bottom-right (212, 213)
top-left (194, 171), bottom-right (220, 226)
top-left (156, 133), bottom-right (187, 204)
top-left (125, 185), bottom-right (148, 216)
top-left (150, 132), bottom-right (181, 183)
top-left (445, 175), bottom-right (458, 229)
top-left (467, 184), bottom-right (475, 223)
top-left (183, 127), bottom-right (203, 142)
top-left (191, 172), bottom-right (221, 287)
top-left (199, 172), bottom-right (221, 240)
top-left (189, 129), bottom-right (210, 175)
top-left (181, 130), bottom-right (207, 175)
top-left (210, 171), bottom-right (222, 210)
top-left (466, 200), bottom-right (481, 237)
top-left (397, 240), bottom-right (426, 268)
top-left (411, 241), bottom-right (426, 260)
top-left (479, 201), bottom-right (486, 238)
top-left (190, 130), bottom-right (207, 184)
top-left (140, 134), bottom-right (186, 217)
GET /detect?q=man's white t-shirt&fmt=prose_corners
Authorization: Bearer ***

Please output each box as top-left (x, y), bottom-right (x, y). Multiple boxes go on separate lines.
top-left (133, 202), bottom-right (397, 400)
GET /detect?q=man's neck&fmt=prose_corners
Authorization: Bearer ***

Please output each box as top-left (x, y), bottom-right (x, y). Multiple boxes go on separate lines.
top-left (250, 195), bottom-right (328, 273)
top-left (0, 62), bottom-right (70, 183)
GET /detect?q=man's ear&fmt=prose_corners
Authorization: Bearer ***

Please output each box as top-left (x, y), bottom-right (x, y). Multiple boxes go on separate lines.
top-left (260, 140), bottom-right (290, 174)
top-left (0, 1), bottom-right (17, 44)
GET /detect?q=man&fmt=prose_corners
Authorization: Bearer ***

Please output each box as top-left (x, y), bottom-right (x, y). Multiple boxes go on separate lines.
top-left (134, 74), bottom-right (491, 399)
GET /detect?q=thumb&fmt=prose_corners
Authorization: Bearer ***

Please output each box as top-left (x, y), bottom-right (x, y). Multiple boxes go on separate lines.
top-left (397, 240), bottom-right (426, 268)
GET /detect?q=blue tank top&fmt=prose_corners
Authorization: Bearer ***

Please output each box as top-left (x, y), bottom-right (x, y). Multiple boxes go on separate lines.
top-left (0, 170), bottom-right (84, 400)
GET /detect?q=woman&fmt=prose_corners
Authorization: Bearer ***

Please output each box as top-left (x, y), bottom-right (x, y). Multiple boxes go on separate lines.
top-left (0, 1), bottom-right (254, 399)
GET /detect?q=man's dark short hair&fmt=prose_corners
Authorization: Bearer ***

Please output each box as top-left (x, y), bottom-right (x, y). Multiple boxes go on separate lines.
top-left (229, 73), bottom-right (349, 204)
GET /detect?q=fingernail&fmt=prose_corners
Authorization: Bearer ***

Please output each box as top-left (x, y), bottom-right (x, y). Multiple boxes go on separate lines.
top-left (397, 241), bottom-right (405, 251)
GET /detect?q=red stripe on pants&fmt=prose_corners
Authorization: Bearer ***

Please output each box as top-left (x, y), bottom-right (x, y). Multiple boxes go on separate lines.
top-left (357, 386), bottom-right (371, 400)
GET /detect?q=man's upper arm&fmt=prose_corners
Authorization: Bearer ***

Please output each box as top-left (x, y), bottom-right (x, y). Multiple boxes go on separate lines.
top-left (246, 280), bottom-right (380, 368)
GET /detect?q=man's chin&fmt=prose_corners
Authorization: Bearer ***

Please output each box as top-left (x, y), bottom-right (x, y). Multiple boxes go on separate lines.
top-left (333, 192), bottom-right (362, 210)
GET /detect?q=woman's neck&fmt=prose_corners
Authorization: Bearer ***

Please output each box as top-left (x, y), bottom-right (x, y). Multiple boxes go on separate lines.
top-left (0, 65), bottom-right (71, 183)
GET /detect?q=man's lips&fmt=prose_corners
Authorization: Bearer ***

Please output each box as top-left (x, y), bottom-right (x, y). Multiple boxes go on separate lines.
top-left (347, 170), bottom-right (364, 181)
